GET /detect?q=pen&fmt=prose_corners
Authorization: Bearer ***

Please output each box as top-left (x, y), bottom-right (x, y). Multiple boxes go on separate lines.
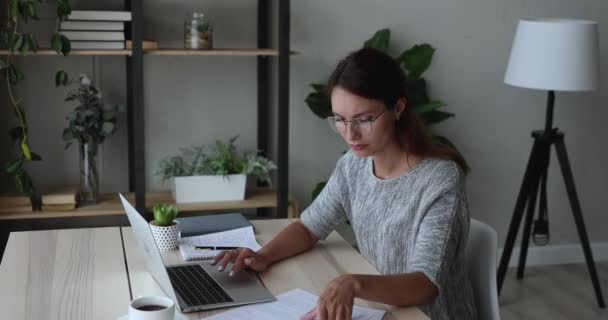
top-left (194, 246), bottom-right (239, 250)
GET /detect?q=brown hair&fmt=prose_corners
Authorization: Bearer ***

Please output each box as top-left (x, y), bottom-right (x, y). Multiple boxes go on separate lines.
top-left (327, 47), bottom-right (468, 174)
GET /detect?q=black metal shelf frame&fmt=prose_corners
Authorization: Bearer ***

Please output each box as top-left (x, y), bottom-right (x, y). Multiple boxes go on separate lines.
top-left (124, 0), bottom-right (291, 218)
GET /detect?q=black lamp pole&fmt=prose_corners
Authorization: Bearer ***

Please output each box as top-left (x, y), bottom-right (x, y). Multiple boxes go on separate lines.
top-left (496, 90), bottom-right (605, 308)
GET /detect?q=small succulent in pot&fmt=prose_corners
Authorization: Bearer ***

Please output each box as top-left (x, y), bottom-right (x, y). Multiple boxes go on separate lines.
top-left (150, 203), bottom-right (180, 251)
top-left (153, 203), bottom-right (179, 226)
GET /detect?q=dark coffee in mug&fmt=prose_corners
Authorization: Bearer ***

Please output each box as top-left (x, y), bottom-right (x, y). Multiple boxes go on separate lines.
top-left (135, 305), bottom-right (167, 311)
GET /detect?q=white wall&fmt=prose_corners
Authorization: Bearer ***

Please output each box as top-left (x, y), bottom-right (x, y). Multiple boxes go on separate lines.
top-left (288, 0), bottom-right (608, 247)
top-left (1, 0), bottom-right (607, 250)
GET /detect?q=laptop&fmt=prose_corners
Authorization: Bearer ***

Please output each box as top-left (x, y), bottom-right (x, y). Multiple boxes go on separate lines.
top-left (119, 194), bottom-right (276, 312)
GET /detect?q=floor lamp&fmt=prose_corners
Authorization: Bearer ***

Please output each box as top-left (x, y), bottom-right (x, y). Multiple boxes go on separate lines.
top-left (496, 18), bottom-right (605, 308)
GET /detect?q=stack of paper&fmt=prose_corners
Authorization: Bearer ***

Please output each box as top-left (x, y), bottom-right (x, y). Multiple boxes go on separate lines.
top-left (178, 226), bottom-right (261, 260)
top-left (202, 289), bottom-right (386, 320)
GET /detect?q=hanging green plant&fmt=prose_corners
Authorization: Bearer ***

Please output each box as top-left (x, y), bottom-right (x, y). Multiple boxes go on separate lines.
top-left (1, 0), bottom-right (72, 195)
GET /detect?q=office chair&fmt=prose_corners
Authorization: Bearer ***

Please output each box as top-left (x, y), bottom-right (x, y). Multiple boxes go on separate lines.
top-left (466, 219), bottom-right (501, 320)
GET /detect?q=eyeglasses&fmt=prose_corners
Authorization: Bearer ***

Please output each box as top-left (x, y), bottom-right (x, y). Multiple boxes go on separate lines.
top-left (327, 109), bottom-right (387, 135)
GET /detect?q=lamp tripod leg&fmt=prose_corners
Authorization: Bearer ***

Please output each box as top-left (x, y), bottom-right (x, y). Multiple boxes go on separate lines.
top-left (517, 139), bottom-right (552, 279)
top-left (498, 138), bottom-right (544, 292)
top-left (554, 136), bottom-right (606, 308)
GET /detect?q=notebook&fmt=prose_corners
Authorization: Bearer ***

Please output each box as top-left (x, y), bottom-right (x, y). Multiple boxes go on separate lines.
top-left (176, 213), bottom-right (253, 238)
top-left (178, 226), bottom-right (262, 260)
top-left (202, 288), bottom-right (386, 320)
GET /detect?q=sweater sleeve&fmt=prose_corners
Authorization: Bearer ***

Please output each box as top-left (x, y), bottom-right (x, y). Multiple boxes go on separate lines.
top-left (299, 156), bottom-right (349, 240)
top-left (405, 163), bottom-right (466, 292)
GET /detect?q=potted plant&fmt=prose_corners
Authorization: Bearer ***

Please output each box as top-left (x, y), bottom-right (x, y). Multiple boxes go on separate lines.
top-left (150, 203), bottom-right (180, 251)
top-left (155, 136), bottom-right (277, 203)
top-left (62, 74), bottom-right (123, 203)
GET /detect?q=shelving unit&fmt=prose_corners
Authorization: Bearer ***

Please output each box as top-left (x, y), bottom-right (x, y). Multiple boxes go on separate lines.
top-left (0, 190), bottom-right (300, 221)
top-left (123, 0), bottom-right (292, 218)
top-left (0, 48), bottom-right (298, 57)
top-left (0, 0), bottom-right (293, 233)
top-left (0, 49), bottom-right (133, 56)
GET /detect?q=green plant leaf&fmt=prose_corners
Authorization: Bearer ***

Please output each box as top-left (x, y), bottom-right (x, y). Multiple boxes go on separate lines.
top-left (26, 1), bottom-right (38, 20)
top-left (396, 44), bottom-right (435, 79)
top-left (411, 100), bottom-right (446, 115)
top-left (12, 34), bottom-right (23, 52)
top-left (5, 158), bottom-right (23, 174)
top-left (56, 0), bottom-right (71, 21)
top-left (60, 34), bottom-right (71, 56)
top-left (62, 128), bottom-right (73, 141)
top-left (15, 170), bottom-right (34, 195)
top-left (51, 33), bottom-right (62, 54)
top-left (363, 28), bottom-right (390, 53)
top-left (0, 59), bottom-right (7, 70)
top-left (406, 78), bottom-right (430, 107)
top-left (20, 34), bottom-right (31, 55)
top-left (9, 0), bottom-right (19, 23)
top-left (311, 181), bottom-right (327, 201)
top-left (21, 142), bottom-right (32, 160)
top-left (153, 203), bottom-right (178, 226)
top-left (311, 83), bottom-right (326, 92)
top-left (305, 90), bottom-right (332, 119)
top-left (101, 122), bottom-right (114, 136)
top-left (55, 70), bottom-right (68, 87)
top-left (419, 110), bottom-right (454, 126)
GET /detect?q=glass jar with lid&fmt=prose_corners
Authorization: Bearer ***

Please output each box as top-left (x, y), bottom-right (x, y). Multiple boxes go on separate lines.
top-left (184, 12), bottom-right (213, 49)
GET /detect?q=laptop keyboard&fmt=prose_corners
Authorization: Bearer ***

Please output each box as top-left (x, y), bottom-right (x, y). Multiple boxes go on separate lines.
top-left (167, 264), bottom-right (234, 306)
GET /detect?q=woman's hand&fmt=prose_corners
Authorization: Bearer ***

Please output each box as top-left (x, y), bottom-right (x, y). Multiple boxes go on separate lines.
top-left (211, 248), bottom-right (270, 276)
top-left (300, 274), bottom-right (359, 320)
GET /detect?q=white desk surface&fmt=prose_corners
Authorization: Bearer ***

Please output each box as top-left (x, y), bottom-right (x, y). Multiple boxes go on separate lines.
top-left (123, 219), bottom-right (428, 319)
top-left (0, 227), bottom-right (131, 320)
top-left (0, 219), bottom-right (428, 320)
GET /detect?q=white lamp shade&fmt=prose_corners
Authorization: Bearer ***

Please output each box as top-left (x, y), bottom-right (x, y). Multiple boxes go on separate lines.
top-left (504, 19), bottom-right (600, 91)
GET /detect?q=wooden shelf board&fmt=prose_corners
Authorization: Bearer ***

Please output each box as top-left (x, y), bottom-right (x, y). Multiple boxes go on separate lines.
top-left (0, 49), bottom-right (133, 56)
top-left (144, 48), bottom-right (298, 56)
top-left (0, 48), bottom-right (298, 57)
top-left (0, 189), bottom-right (298, 220)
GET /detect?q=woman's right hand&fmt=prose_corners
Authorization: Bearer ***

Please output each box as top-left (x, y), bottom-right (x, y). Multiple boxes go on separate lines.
top-left (210, 247), bottom-right (270, 276)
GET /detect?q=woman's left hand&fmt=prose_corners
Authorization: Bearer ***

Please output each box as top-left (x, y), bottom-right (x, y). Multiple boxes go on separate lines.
top-left (300, 274), bottom-right (359, 320)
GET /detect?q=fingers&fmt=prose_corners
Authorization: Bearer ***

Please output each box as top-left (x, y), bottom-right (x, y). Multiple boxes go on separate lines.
top-left (210, 251), bottom-right (226, 266)
top-left (335, 308), bottom-right (343, 320)
top-left (299, 308), bottom-right (316, 320)
top-left (218, 249), bottom-right (239, 272)
top-left (229, 249), bottom-right (251, 276)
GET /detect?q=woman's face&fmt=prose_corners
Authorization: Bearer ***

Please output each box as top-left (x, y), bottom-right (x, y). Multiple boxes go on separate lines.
top-left (330, 86), bottom-right (401, 157)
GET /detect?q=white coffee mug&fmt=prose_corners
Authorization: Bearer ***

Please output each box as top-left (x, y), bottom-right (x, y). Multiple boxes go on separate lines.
top-left (128, 295), bottom-right (175, 320)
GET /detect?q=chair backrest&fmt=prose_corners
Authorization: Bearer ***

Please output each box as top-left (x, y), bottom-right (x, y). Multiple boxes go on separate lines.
top-left (466, 219), bottom-right (501, 320)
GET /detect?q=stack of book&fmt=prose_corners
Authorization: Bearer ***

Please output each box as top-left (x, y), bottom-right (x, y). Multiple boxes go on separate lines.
top-left (0, 195), bottom-right (33, 214)
top-left (60, 10), bottom-right (132, 50)
top-left (41, 186), bottom-right (78, 211)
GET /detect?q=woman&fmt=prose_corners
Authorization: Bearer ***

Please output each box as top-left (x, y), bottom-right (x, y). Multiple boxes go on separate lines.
top-left (212, 47), bottom-right (477, 320)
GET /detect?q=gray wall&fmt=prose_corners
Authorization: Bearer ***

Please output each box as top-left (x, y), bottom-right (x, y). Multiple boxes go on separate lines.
top-left (1, 0), bottom-right (607, 248)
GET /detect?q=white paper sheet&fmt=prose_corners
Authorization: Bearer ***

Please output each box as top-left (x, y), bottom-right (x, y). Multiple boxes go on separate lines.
top-left (201, 288), bottom-right (386, 320)
top-left (178, 226), bottom-right (262, 260)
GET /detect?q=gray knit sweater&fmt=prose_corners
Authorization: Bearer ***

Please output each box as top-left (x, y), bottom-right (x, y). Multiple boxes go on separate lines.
top-left (300, 151), bottom-right (477, 319)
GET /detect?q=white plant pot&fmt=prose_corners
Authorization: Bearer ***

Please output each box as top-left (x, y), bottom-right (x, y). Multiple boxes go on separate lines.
top-left (149, 221), bottom-right (180, 251)
top-left (171, 174), bottom-right (247, 203)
